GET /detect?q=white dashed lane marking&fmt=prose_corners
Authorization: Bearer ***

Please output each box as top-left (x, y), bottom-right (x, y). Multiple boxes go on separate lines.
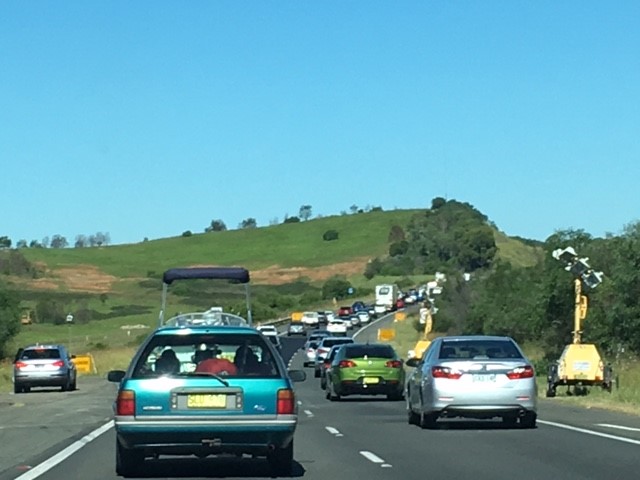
top-left (325, 426), bottom-right (343, 437)
top-left (360, 451), bottom-right (392, 468)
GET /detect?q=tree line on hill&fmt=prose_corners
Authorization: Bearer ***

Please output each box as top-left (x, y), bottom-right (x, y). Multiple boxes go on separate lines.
top-left (372, 199), bottom-right (639, 365)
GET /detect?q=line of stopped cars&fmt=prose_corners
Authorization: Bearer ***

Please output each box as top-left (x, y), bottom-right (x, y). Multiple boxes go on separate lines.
top-left (305, 331), bottom-right (538, 429)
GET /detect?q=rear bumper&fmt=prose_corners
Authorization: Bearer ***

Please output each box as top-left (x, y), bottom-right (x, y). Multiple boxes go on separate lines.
top-left (115, 416), bottom-right (297, 454)
top-left (14, 374), bottom-right (68, 387)
top-left (336, 379), bottom-right (403, 396)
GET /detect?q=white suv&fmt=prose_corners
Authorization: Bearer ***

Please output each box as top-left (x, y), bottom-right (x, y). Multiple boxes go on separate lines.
top-left (301, 311), bottom-right (319, 327)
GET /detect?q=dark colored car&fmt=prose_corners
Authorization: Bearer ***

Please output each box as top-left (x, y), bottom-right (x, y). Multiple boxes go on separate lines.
top-left (325, 343), bottom-right (405, 401)
top-left (13, 344), bottom-right (77, 393)
top-left (107, 267), bottom-right (306, 477)
top-left (287, 321), bottom-right (305, 336)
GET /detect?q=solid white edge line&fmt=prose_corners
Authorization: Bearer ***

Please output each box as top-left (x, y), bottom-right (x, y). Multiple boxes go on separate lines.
top-left (15, 420), bottom-right (114, 480)
top-left (360, 451), bottom-right (385, 464)
top-left (596, 423), bottom-right (640, 432)
top-left (325, 426), bottom-right (340, 435)
top-left (539, 420), bottom-right (640, 445)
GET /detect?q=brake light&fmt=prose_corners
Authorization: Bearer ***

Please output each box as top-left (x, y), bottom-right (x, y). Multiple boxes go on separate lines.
top-left (432, 366), bottom-right (462, 379)
top-left (339, 360), bottom-right (356, 368)
top-left (277, 389), bottom-right (295, 414)
top-left (385, 360), bottom-right (402, 368)
top-left (506, 365), bottom-right (534, 380)
top-left (318, 348), bottom-right (328, 355)
top-left (116, 390), bottom-right (135, 416)
top-left (15, 361), bottom-right (28, 369)
top-left (52, 360), bottom-right (65, 367)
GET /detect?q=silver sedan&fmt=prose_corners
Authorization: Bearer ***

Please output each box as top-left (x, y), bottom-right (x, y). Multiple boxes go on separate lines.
top-left (405, 335), bottom-right (537, 429)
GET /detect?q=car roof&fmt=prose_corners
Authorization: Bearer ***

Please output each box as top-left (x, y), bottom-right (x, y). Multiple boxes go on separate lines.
top-left (152, 325), bottom-right (260, 336)
top-left (438, 335), bottom-right (515, 342)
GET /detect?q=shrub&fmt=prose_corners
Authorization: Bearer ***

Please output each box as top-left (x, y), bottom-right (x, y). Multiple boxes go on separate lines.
top-left (322, 229), bottom-right (339, 241)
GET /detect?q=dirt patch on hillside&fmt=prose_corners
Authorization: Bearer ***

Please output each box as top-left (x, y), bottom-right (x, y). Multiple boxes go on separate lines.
top-left (21, 265), bottom-right (117, 293)
top-left (250, 259), bottom-right (370, 285)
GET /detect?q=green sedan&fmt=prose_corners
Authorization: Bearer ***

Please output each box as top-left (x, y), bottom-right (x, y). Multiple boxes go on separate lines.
top-left (325, 343), bottom-right (405, 401)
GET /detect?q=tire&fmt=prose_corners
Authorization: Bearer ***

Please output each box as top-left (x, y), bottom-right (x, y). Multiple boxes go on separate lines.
top-left (502, 415), bottom-right (518, 427)
top-left (116, 440), bottom-right (144, 477)
top-left (407, 407), bottom-right (419, 425)
top-left (320, 376), bottom-right (326, 390)
top-left (268, 441), bottom-right (293, 477)
top-left (14, 383), bottom-right (23, 394)
top-left (419, 411), bottom-right (438, 430)
top-left (520, 412), bottom-right (537, 429)
top-left (314, 368), bottom-right (320, 378)
top-left (387, 390), bottom-right (404, 401)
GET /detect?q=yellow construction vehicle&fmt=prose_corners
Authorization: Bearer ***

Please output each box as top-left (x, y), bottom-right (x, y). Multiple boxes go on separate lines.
top-left (546, 277), bottom-right (613, 397)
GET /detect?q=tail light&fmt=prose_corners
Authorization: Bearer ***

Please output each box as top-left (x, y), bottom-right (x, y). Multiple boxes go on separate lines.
top-left (385, 360), bottom-right (402, 368)
top-left (52, 360), bottom-right (65, 367)
top-left (432, 366), bottom-right (462, 379)
top-left (323, 360), bottom-right (332, 369)
top-left (277, 389), bottom-right (295, 414)
top-left (116, 390), bottom-right (136, 416)
top-left (339, 360), bottom-right (356, 368)
top-left (506, 365), bottom-right (534, 380)
top-left (318, 348), bottom-right (329, 356)
top-left (15, 361), bottom-right (28, 369)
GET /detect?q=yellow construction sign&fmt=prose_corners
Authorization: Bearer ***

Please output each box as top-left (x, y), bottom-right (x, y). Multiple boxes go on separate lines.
top-left (377, 328), bottom-right (396, 341)
top-left (394, 311), bottom-right (406, 322)
top-left (72, 354), bottom-right (97, 374)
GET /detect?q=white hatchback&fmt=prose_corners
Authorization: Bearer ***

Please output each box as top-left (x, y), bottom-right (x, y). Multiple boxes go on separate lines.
top-left (326, 319), bottom-right (348, 336)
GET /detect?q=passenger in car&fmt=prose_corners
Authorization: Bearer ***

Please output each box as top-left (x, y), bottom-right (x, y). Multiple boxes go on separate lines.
top-left (155, 349), bottom-right (181, 374)
top-left (195, 345), bottom-right (238, 375)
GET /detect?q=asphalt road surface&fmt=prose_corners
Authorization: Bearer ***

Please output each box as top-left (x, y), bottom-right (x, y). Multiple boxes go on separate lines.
top-left (2, 315), bottom-right (640, 480)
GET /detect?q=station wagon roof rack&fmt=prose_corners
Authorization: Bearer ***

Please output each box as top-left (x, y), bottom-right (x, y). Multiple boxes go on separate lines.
top-left (159, 267), bottom-right (253, 327)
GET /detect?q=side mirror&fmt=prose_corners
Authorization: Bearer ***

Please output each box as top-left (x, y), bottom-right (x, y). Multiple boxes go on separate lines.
top-left (107, 370), bottom-right (126, 383)
top-left (405, 357), bottom-right (421, 368)
top-left (288, 369), bottom-right (306, 382)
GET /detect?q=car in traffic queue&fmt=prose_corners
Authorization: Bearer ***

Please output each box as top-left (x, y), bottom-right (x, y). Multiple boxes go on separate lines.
top-left (256, 325), bottom-right (278, 337)
top-left (356, 310), bottom-right (370, 325)
top-left (337, 306), bottom-right (352, 316)
top-left (319, 345), bottom-right (344, 390)
top-left (326, 318), bottom-right (348, 336)
top-left (325, 343), bottom-right (405, 401)
top-left (313, 336), bottom-right (355, 378)
top-left (405, 335), bottom-right (537, 429)
top-left (107, 267), bottom-right (306, 477)
top-left (13, 343), bottom-right (77, 393)
top-left (301, 311), bottom-right (320, 328)
top-left (286, 321), bottom-right (305, 336)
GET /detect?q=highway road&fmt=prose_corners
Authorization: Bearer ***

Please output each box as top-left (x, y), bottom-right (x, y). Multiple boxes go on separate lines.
top-left (1, 316), bottom-right (640, 479)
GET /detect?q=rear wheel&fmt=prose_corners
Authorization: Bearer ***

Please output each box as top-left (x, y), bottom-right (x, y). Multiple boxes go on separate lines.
top-left (419, 411), bottom-right (438, 429)
top-left (407, 407), bottom-right (419, 425)
top-left (520, 412), bottom-right (537, 429)
top-left (116, 440), bottom-right (144, 477)
top-left (314, 368), bottom-right (320, 378)
top-left (13, 383), bottom-right (23, 394)
top-left (268, 441), bottom-right (293, 477)
top-left (320, 376), bottom-right (327, 390)
top-left (502, 415), bottom-right (518, 427)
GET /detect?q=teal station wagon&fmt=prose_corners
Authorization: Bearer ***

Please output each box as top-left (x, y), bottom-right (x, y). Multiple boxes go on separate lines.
top-left (108, 267), bottom-right (305, 477)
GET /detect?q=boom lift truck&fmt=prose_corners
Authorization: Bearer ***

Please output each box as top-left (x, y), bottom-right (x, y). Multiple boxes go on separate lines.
top-left (546, 248), bottom-right (613, 397)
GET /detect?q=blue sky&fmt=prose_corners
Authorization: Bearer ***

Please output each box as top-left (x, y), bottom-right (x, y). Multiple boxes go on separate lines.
top-left (2, 2), bottom-right (639, 246)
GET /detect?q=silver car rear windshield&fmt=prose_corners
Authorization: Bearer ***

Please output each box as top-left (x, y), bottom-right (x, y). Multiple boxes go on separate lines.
top-left (439, 340), bottom-right (522, 360)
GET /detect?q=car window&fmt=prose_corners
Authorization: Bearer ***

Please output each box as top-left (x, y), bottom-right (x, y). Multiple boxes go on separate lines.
top-left (321, 338), bottom-right (353, 348)
top-left (343, 345), bottom-right (395, 359)
top-left (21, 348), bottom-right (61, 360)
top-left (439, 340), bottom-right (522, 360)
top-left (131, 333), bottom-right (281, 379)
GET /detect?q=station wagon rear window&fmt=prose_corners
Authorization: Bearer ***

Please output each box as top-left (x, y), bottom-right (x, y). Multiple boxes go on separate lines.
top-left (132, 333), bottom-right (282, 379)
top-left (21, 348), bottom-right (61, 360)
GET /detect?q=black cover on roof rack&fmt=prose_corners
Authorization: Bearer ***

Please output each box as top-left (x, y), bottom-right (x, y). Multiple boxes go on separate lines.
top-left (162, 267), bottom-right (250, 285)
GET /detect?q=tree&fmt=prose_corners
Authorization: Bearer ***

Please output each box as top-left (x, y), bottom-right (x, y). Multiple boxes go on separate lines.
top-left (299, 205), bottom-right (313, 221)
top-left (95, 232), bottom-right (110, 246)
top-left (41, 236), bottom-right (50, 248)
top-left (50, 235), bottom-right (68, 249)
top-left (239, 218), bottom-right (257, 229)
top-left (388, 225), bottom-right (406, 243)
top-left (181, 230), bottom-right (193, 237)
top-left (0, 236), bottom-right (11, 249)
top-left (16, 239), bottom-right (27, 249)
top-left (205, 219), bottom-right (227, 232)
top-left (75, 235), bottom-right (87, 248)
top-left (0, 285), bottom-right (20, 358)
top-left (283, 216), bottom-right (300, 224)
top-left (349, 204), bottom-right (359, 214)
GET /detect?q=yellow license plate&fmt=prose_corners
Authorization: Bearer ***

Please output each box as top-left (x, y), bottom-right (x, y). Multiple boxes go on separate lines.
top-left (363, 377), bottom-right (379, 384)
top-left (187, 394), bottom-right (227, 408)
